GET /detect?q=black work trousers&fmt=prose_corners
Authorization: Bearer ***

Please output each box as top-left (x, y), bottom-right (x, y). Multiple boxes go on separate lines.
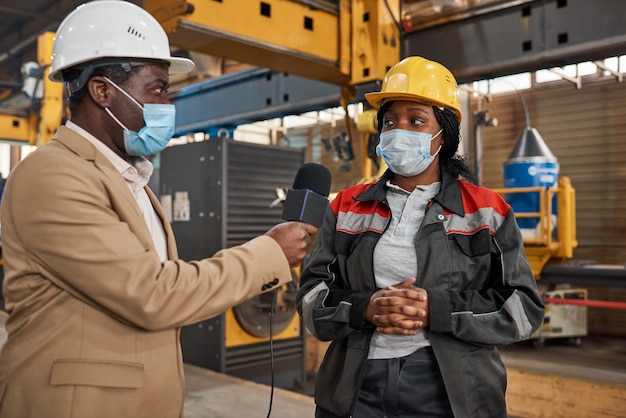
top-left (316, 346), bottom-right (454, 418)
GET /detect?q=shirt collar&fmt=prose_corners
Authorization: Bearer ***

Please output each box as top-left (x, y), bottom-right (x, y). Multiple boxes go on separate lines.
top-left (65, 121), bottom-right (153, 191)
top-left (385, 180), bottom-right (441, 196)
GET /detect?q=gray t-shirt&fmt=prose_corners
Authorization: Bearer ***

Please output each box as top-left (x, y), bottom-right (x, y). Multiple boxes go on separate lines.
top-left (368, 181), bottom-right (441, 359)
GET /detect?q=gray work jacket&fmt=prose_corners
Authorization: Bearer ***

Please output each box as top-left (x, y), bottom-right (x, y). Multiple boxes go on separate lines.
top-left (297, 169), bottom-right (545, 418)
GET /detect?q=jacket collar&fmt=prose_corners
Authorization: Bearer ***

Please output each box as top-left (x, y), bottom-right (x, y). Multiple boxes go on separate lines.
top-left (52, 125), bottom-right (112, 166)
top-left (356, 168), bottom-right (465, 216)
top-left (355, 169), bottom-right (393, 203)
top-left (433, 169), bottom-right (465, 216)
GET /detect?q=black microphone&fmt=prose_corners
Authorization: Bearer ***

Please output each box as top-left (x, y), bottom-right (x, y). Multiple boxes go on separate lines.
top-left (281, 163), bottom-right (332, 227)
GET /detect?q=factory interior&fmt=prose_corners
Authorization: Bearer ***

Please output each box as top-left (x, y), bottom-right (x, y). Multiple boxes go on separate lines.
top-left (0, 0), bottom-right (625, 417)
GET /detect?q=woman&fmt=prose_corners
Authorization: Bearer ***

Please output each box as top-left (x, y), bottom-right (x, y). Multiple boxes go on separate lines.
top-left (296, 56), bottom-right (545, 418)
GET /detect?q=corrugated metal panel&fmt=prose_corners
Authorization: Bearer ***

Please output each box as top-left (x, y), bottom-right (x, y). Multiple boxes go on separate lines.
top-left (225, 140), bottom-right (304, 248)
top-left (160, 139), bottom-right (302, 259)
top-left (474, 77), bottom-right (626, 265)
top-left (587, 287), bottom-right (626, 336)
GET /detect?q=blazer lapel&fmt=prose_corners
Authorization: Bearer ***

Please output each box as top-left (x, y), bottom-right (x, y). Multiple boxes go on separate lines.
top-left (51, 126), bottom-right (154, 248)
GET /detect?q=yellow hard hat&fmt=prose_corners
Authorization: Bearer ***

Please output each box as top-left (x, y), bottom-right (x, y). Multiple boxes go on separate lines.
top-left (365, 56), bottom-right (462, 122)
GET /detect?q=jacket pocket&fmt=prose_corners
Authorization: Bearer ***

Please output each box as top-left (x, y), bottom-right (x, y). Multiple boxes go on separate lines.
top-left (449, 229), bottom-right (495, 257)
top-left (49, 358), bottom-right (143, 389)
top-left (447, 230), bottom-right (499, 289)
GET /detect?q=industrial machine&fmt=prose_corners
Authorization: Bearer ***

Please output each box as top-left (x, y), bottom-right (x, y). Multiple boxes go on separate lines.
top-left (159, 137), bottom-right (307, 390)
top-left (531, 288), bottom-right (588, 347)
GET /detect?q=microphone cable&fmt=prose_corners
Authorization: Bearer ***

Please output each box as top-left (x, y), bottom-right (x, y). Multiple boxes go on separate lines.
top-left (266, 288), bottom-right (278, 418)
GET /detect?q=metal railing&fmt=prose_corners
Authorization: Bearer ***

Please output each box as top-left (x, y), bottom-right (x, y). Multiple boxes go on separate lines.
top-left (492, 176), bottom-right (578, 278)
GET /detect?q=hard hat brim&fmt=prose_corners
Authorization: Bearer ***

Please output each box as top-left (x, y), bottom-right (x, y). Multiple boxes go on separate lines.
top-left (365, 92), bottom-right (429, 109)
top-left (168, 56), bottom-right (196, 75)
top-left (49, 56), bottom-right (195, 83)
top-left (364, 91), bottom-right (462, 122)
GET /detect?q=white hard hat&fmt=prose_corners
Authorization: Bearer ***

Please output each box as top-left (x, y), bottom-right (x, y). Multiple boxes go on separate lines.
top-left (49, 0), bottom-right (194, 85)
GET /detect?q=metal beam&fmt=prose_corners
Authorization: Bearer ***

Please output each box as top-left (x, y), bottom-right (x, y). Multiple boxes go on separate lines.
top-left (0, 5), bottom-right (46, 19)
top-left (402, 0), bottom-right (626, 84)
top-left (0, 0), bottom-right (76, 64)
top-left (541, 263), bottom-right (626, 288)
top-left (170, 67), bottom-right (341, 135)
top-left (146, 0), bottom-right (349, 85)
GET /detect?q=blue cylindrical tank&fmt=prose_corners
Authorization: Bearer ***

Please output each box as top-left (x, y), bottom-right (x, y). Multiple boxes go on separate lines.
top-left (503, 127), bottom-right (559, 231)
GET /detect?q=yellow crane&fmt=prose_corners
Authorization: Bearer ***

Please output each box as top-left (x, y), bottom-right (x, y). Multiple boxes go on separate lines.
top-left (0, 32), bottom-right (63, 147)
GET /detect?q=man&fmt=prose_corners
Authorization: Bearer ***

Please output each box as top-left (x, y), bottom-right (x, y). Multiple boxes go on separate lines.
top-left (0, 1), bottom-right (316, 417)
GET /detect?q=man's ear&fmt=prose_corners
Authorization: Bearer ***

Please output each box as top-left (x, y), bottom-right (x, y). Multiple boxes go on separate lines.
top-left (87, 76), bottom-right (112, 108)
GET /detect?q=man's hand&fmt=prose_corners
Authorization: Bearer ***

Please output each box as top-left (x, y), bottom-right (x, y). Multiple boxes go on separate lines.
top-left (265, 221), bottom-right (318, 267)
top-left (364, 278), bottom-right (430, 335)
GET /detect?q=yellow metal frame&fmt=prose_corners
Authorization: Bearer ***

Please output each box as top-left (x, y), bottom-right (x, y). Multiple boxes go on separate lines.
top-left (144, 0), bottom-right (400, 88)
top-left (35, 32), bottom-right (64, 147)
top-left (492, 177), bottom-right (578, 278)
top-left (0, 32), bottom-right (63, 146)
top-left (143, 0), bottom-right (402, 184)
top-left (0, 113), bottom-right (38, 144)
top-left (350, 0), bottom-right (401, 86)
top-left (147, 0), bottom-right (348, 85)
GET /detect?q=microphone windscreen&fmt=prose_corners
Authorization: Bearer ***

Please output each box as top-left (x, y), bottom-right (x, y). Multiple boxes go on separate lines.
top-left (292, 163), bottom-right (332, 196)
top-left (281, 163), bottom-right (332, 227)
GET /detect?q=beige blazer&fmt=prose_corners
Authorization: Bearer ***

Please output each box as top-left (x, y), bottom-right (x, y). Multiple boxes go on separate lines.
top-left (0, 127), bottom-right (292, 418)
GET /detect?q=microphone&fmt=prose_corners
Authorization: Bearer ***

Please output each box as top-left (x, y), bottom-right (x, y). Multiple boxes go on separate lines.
top-left (281, 163), bottom-right (332, 228)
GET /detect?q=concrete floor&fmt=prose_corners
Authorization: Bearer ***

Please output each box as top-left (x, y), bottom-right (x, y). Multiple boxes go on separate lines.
top-left (183, 364), bottom-right (314, 418)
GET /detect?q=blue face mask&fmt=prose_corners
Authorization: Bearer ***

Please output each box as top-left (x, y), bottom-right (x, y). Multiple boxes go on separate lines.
top-left (104, 77), bottom-right (176, 156)
top-left (376, 128), bottom-right (443, 177)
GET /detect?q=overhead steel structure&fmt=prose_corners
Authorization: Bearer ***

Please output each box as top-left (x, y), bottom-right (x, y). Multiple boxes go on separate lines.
top-left (3, 0), bottom-right (626, 143)
top-left (144, 0), bottom-right (626, 136)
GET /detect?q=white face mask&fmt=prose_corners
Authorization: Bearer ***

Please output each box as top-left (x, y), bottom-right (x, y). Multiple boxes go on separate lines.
top-left (376, 128), bottom-right (443, 177)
